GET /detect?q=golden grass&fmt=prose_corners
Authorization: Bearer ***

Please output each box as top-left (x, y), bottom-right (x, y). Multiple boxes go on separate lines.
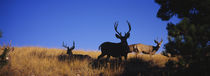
top-left (0, 47), bottom-right (178, 76)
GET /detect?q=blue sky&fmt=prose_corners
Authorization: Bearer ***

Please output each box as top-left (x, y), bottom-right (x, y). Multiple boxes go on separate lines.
top-left (0, 0), bottom-right (180, 53)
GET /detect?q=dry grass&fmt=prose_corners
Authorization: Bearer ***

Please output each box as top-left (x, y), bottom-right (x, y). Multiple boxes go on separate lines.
top-left (0, 47), bottom-right (178, 76)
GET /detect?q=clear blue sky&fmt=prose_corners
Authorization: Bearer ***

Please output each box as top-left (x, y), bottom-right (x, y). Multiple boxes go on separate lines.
top-left (0, 0), bottom-right (180, 53)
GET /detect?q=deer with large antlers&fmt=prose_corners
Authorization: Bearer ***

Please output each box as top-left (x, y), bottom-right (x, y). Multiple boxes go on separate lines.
top-left (97, 21), bottom-right (131, 61)
top-left (62, 41), bottom-right (75, 56)
top-left (129, 39), bottom-right (163, 55)
top-left (62, 41), bottom-right (91, 60)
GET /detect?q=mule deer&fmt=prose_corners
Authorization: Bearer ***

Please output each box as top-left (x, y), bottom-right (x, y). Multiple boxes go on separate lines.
top-left (61, 41), bottom-right (91, 60)
top-left (0, 41), bottom-right (14, 61)
top-left (62, 41), bottom-right (75, 56)
top-left (131, 45), bottom-right (139, 58)
top-left (97, 21), bottom-right (131, 61)
top-left (129, 39), bottom-right (163, 55)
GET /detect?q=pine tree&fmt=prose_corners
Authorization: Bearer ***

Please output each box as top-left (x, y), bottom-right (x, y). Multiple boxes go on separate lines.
top-left (155, 0), bottom-right (210, 75)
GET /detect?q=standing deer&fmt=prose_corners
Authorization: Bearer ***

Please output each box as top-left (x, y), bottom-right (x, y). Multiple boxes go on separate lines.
top-left (129, 39), bottom-right (163, 55)
top-left (97, 21), bottom-right (131, 61)
top-left (61, 41), bottom-right (91, 60)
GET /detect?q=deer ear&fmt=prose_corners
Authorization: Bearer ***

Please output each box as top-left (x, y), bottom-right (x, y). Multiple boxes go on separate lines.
top-left (115, 34), bottom-right (121, 39)
top-left (125, 33), bottom-right (130, 38)
top-left (154, 40), bottom-right (158, 43)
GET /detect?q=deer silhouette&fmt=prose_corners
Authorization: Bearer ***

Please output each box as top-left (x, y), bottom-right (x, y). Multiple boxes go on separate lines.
top-left (97, 21), bottom-right (131, 61)
top-left (129, 39), bottom-right (163, 55)
top-left (61, 41), bottom-right (91, 60)
top-left (62, 41), bottom-right (75, 56)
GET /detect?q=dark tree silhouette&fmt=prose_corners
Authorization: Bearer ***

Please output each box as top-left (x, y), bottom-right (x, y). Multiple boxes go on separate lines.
top-left (155, 0), bottom-right (210, 75)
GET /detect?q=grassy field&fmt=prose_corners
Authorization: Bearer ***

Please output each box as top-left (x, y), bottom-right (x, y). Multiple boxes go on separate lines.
top-left (0, 47), bottom-right (178, 76)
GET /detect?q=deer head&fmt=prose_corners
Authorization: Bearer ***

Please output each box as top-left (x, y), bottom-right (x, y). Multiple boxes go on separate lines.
top-left (62, 41), bottom-right (75, 56)
top-left (114, 21), bottom-right (131, 44)
top-left (154, 38), bottom-right (163, 50)
top-left (133, 45), bottom-right (139, 53)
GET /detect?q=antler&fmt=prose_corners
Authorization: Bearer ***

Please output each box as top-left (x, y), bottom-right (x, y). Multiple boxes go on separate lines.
top-left (70, 41), bottom-right (75, 50)
top-left (160, 38), bottom-right (163, 43)
top-left (126, 20), bottom-right (131, 34)
top-left (124, 21), bottom-right (131, 38)
top-left (9, 40), bottom-right (14, 51)
top-left (62, 42), bottom-right (69, 48)
top-left (114, 21), bottom-right (122, 36)
top-left (154, 37), bottom-right (159, 43)
top-left (154, 38), bottom-right (163, 44)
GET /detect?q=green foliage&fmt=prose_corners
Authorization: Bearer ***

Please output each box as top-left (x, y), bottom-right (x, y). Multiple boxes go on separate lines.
top-left (165, 18), bottom-right (209, 56)
top-left (155, 0), bottom-right (210, 57)
top-left (156, 0), bottom-right (210, 75)
top-left (155, 0), bottom-right (210, 24)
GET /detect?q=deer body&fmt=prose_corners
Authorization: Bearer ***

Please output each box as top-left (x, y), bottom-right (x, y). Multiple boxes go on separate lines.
top-left (97, 21), bottom-right (131, 61)
top-left (61, 41), bottom-right (91, 60)
top-left (129, 39), bottom-right (163, 55)
top-left (99, 42), bottom-right (130, 58)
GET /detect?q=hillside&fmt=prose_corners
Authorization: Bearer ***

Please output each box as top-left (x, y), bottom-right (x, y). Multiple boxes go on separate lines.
top-left (0, 47), bottom-right (177, 76)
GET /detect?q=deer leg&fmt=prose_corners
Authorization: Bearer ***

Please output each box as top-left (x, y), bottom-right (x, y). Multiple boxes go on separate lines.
top-left (149, 53), bottom-right (153, 58)
top-left (118, 57), bottom-right (122, 62)
top-left (97, 53), bottom-right (106, 60)
top-left (124, 54), bottom-right (128, 60)
top-left (106, 55), bottom-right (110, 61)
top-left (149, 55), bottom-right (152, 59)
top-left (135, 53), bottom-right (138, 59)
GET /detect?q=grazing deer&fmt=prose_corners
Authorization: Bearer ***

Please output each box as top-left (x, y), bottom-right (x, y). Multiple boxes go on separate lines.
top-left (131, 45), bottom-right (139, 58)
top-left (97, 21), bottom-right (131, 61)
top-left (129, 39), bottom-right (163, 55)
top-left (61, 41), bottom-right (91, 60)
